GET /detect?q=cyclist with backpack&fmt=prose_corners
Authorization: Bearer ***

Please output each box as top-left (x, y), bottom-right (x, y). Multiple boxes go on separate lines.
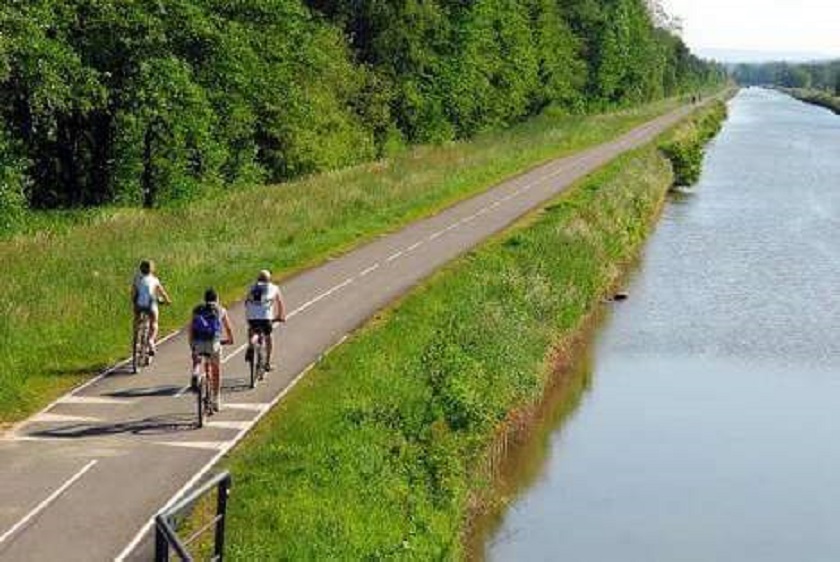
top-left (244, 269), bottom-right (286, 372)
top-left (189, 288), bottom-right (234, 412)
top-left (131, 260), bottom-right (172, 356)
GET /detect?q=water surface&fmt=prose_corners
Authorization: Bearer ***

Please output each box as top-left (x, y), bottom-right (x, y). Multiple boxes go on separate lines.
top-left (485, 89), bottom-right (840, 561)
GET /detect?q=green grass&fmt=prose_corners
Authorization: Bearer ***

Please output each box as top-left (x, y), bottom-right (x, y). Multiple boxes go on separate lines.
top-left (0, 98), bottom-right (685, 423)
top-left (785, 88), bottom-right (840, 114)
top-left (217, 104), bottom-right (727, 560)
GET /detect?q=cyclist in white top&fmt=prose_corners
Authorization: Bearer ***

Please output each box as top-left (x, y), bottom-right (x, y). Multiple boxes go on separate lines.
top-left (131, 260), bottom-right (172, 355)
top-left (245, 269), bottom-right (286, 371)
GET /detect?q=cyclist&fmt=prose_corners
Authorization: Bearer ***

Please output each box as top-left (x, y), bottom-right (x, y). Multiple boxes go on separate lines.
top-left (189, 288), bottom-right (234, 412)
top-left (244, 269), bottom-right (286, 372)
top-left (131, 260), bottom-right (172, 356)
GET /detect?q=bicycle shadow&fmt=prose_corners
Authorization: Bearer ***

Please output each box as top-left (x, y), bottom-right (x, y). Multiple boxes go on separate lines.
top-left (28, 413), bottom-right (197, 439)
top-left (106, 385), bottom-right (186, 398)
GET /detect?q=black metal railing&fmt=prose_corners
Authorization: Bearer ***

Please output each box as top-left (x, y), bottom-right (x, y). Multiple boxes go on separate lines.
top-left (155, 471), bottom-right (231, 561)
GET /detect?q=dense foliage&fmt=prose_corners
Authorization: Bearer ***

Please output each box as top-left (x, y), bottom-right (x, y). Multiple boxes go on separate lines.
top-left (660, 100), bottom-right (726, 186)
top-left (734, 60), bottom-right (840, 93)
top-left (0, 0), bottom-right (723, 224)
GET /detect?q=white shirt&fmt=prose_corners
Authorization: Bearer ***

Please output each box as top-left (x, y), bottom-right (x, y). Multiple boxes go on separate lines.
top-left (245, 282), bottom-right (281, 320)
top-left (134, 274), bottom-right (161, 309)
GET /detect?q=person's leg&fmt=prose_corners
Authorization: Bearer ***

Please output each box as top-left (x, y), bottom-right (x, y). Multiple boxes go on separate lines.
top-left (210, 355), bottom-right (222, 410)
top-left (148, 307), bottom-right (159, 353)
top-left (265, 330), bottom-right (274, 369)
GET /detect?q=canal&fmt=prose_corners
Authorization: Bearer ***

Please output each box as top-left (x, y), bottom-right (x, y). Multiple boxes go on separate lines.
top-left (483, 89), bottom-right (840, 561)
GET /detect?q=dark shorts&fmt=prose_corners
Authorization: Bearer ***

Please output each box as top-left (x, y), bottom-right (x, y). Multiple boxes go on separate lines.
top-left (134, 305), bottom-right (156, 317)
top-left (248, 320), bottom-right (273, 335)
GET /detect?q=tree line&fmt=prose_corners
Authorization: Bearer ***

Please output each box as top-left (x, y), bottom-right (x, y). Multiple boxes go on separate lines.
top-left (0, 0), bottom-right (724, 229)
top-left (734, 60), bottom-right (840, 93)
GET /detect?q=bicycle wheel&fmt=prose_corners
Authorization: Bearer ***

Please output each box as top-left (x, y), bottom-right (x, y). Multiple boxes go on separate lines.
top-left (196, 370), bottom-right (206, 429)
top-left (137, 315), bottom-right (151, 371)
top-left (132, 322), bottom-right (140, 374)
top-left (248, 344), bottom-right (257, 389)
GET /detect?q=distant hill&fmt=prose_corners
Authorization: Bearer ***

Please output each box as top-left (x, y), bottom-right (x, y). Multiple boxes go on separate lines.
top-left (697, 48), bottom-right (838, 63)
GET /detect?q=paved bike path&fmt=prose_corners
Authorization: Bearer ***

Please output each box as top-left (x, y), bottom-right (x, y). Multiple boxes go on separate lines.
top-left (0, 102), bottom-right (701, 560)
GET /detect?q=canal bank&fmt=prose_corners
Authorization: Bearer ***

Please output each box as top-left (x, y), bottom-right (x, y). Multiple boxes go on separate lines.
top-left (483, 89), bottom-right (840, 561)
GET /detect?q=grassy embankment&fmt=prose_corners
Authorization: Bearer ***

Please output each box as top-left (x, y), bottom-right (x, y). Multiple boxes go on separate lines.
top-left (217, 101), bottom-right (728, 559)
top-left (0, 98), bottom-right (690, 424)
top-left (784, 88), bottom-right (840, 115)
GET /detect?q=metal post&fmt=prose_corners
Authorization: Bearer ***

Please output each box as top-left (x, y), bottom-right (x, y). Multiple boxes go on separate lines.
top-left (213, 475), bottom-right (231, 560)
top-left (155, 519), bottom-right (170, 562)
top-left (153, 472), bottom-right (232, 562)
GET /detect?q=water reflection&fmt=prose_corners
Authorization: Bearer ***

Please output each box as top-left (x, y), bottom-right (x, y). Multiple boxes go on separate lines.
top-left (470, 334), bottom-right (596, 557)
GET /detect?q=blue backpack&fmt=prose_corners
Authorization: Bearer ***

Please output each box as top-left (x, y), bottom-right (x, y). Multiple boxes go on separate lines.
top-left (192, 304), bottom-right (221, 341)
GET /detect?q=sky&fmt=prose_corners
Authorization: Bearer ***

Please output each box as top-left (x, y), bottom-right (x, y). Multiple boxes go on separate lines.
top-left (661, 0), bottom-right (840, 61)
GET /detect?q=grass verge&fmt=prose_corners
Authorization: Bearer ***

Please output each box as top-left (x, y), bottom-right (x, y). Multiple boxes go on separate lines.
top-left (0, 97), bottom-right (686, 423)
top-left (217, 103), bottom-right (727, 559)
top-left (660, 101), bottom-right (728, 186)
top-left (784, 88), bottom-right (840, 115)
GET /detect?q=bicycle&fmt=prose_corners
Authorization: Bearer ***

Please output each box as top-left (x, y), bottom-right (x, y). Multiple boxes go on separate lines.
top-left (132, 301), bottom-right (168, 374)
top-left (194, 340), bottom-right (231, 428)
top-left (246, 319), bottom-right (282, 389)
top-left (132, 309), bottom-right (153, 374)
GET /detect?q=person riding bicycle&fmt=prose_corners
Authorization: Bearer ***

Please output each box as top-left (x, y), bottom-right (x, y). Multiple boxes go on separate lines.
top-left (244, 269), bottom-right (286, 372)
top-left (131, 260), bottom-right (172, 356)
top-left (189, 288), bottom-right (234, 412)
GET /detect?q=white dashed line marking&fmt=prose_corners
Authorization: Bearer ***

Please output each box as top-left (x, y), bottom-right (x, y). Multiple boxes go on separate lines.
top-left (386, 250), bottom-right (404, 262)
top-left (359, 263), bottom-right (380, 277)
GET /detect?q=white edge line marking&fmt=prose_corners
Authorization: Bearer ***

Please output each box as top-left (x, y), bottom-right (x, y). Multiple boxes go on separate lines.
top-left (115, 103), bottom-right (698, 560)
top-left (0, 460), bottom-right (98, 546)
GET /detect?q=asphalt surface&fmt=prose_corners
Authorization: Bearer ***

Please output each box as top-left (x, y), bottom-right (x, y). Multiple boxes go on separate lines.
top-left (0, 102), bottom-right (700, 561)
